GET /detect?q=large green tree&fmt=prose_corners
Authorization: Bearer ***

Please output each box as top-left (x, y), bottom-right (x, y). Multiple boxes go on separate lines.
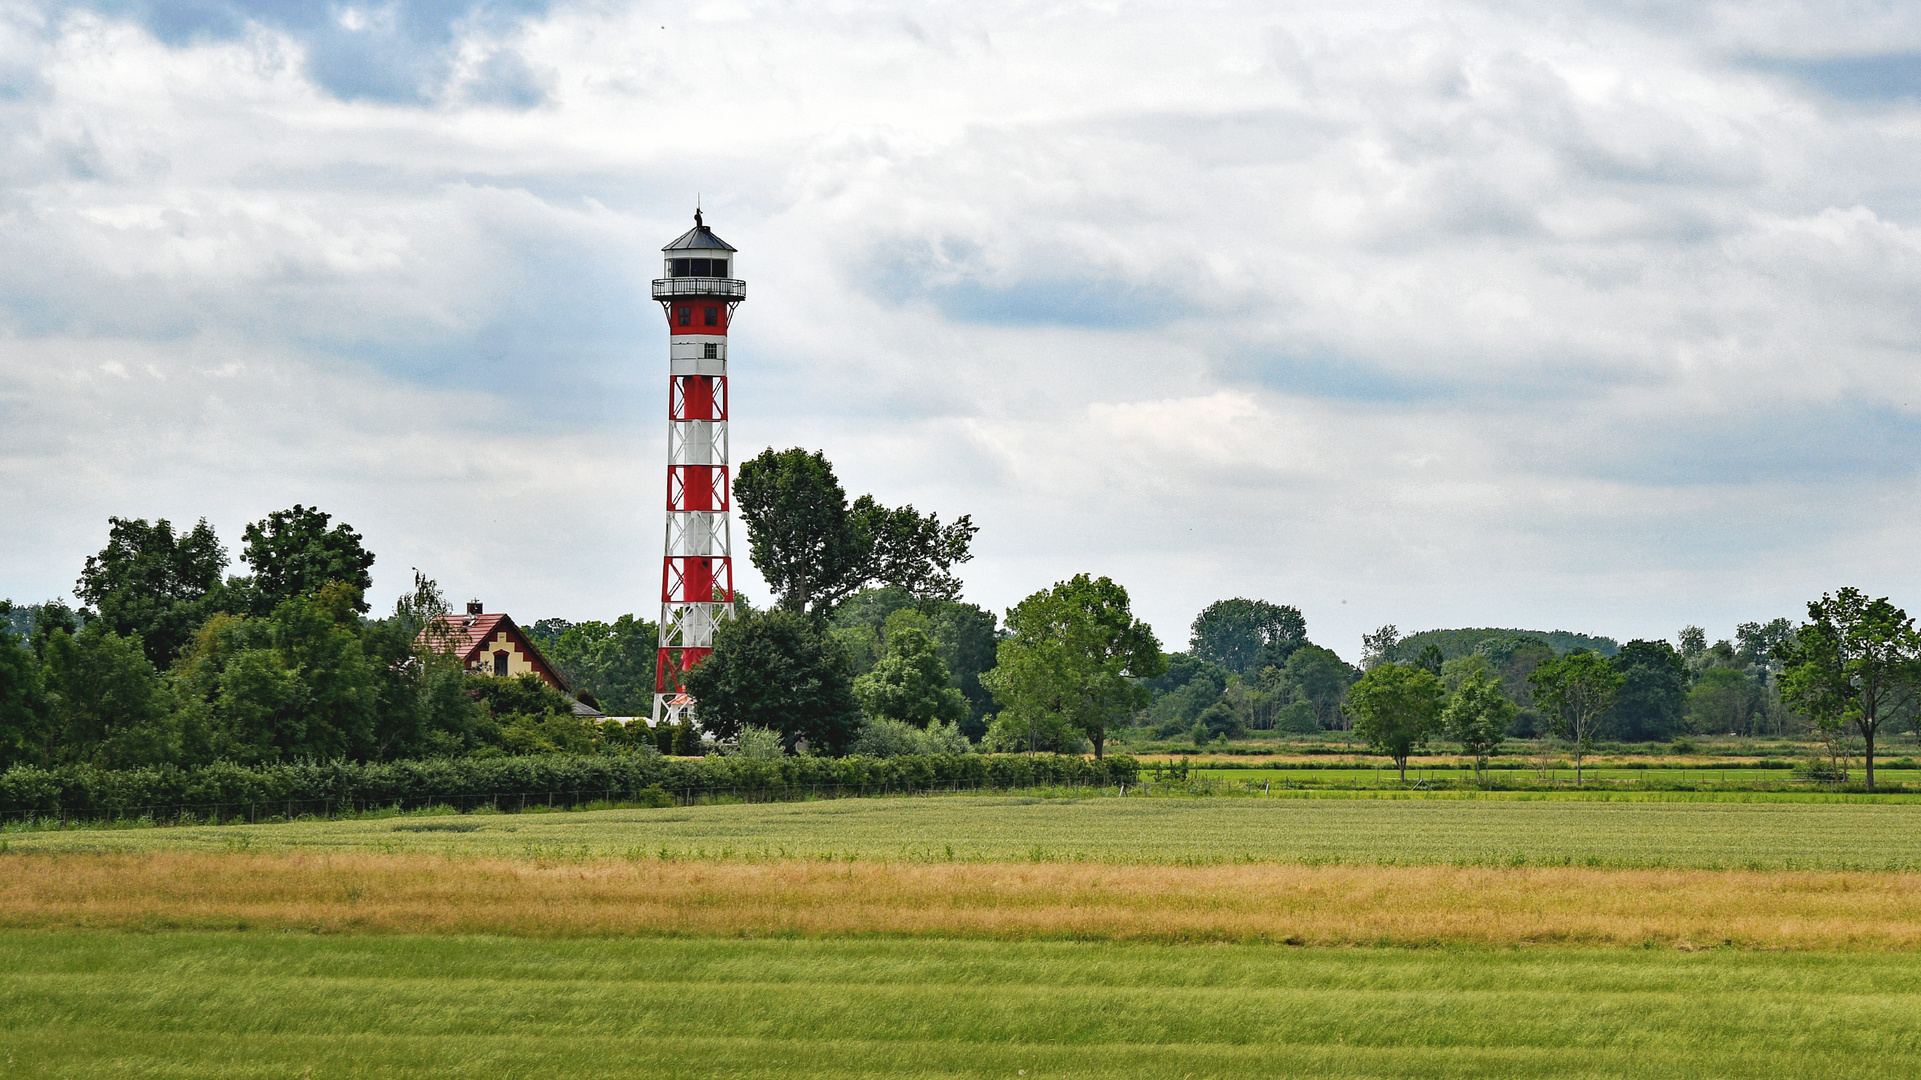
top-left (1345, 662), bottom-right (1444, 780)
top-left (981, 574), bottom-right (1163, 760)
top-left (682, 609), bottom-right (862, 754)
top-left (75, 516), bottom-right (231, 667)
top-left (1776, 588), bottom-right (1921, 792)
top-left (853, 626), bottom-right (969, 729)
top-left (1278, 645), bottom-right (1356, 730)
top-left (237, 505), bottom-right (376, 616)
top-left (1605, 639), bottom-right (1688, 742)
top-left (733, 448), bottom-right (975, 619)
top-left (40, 624), bottom-right (177, 767)
top-left (170, 582), bottom-right (380, 763)
top-left (0, 602), bottom-right (50, 769)
top-left (1528, 651), bottom-right (1625, 786)
top-left (1189, 598), bottom-right (1306, 674)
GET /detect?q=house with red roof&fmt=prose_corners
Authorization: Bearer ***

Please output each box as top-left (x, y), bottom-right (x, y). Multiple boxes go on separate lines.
top-left (421, 600), bottom-right (573, 695)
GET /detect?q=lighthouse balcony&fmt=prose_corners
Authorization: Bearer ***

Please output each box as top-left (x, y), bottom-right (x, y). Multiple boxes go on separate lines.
top-left (652, 277), bottom-right (747, 301)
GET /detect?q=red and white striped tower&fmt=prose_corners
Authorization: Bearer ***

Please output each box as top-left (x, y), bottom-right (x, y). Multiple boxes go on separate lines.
top-left (650, 209), bottom-right (744, 727)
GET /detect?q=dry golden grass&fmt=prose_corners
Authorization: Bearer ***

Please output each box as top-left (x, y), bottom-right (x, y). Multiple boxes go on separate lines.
top-left (5, 851), bottom-right (1921, 948)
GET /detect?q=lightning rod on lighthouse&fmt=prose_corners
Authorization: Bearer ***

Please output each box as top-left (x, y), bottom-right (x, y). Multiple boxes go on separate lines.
top-left (651, 209), bottom-right (744, 728)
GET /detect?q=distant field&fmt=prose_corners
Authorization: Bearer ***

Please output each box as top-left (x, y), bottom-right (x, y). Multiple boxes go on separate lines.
top-left (5, 932), bottom-right (1920, 1079)
top-left (1190, 766), bottom-right (1921, 788)
top-left (11, 793), bottom-right (1921, 869)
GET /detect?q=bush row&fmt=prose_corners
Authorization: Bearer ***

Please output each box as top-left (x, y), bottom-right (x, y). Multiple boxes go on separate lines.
top-left (0, 752), bottom-right (1140, 816)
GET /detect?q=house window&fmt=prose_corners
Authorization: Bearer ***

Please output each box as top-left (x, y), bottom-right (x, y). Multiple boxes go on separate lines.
top-left (493, 651), bottom-right (509, 676)
top-left (677, 307), bottom-right (691, 326)
top-left (704, 306), bottom-right (719, 326)
top-left (703, 343), bottom-right (718, 359)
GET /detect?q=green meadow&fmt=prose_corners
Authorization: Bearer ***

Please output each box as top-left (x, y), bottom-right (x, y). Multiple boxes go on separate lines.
top-left (3, 932), bottom-right (1918, 1079)
top-left (10, 791), bottom-right (1921, 869)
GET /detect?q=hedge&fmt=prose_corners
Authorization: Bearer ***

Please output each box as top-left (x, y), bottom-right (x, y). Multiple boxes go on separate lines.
top-left (0, 752), bottom-right (1140, 818)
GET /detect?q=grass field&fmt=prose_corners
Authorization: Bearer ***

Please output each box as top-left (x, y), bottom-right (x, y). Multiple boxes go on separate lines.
top-left (13, 792), bottom-right (1921, 869)
top-left (5, 932), bottom-right (1920, 1079)
top-left (11, 794), bottom-right (1921, 1077)
top-left (6, 850), bottom-right (1920, 947)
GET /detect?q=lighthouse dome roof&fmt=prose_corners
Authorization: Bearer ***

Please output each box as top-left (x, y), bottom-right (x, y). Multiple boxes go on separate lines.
top-left (662, 215), bottom-right (737, 252)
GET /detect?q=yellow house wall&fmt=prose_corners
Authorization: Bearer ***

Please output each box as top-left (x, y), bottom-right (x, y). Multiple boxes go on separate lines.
top-left (473, 631), bottom-right (538, 679)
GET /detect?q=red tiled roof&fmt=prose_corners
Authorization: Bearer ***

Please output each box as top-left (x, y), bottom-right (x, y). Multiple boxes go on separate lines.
top-left (426, 613), bottom-right (510, 663)
top-left (419, 612), bottom-right (571, 694)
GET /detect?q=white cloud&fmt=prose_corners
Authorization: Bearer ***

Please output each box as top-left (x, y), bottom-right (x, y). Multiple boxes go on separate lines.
top-left (5, 0), bottom-right (1921, 659)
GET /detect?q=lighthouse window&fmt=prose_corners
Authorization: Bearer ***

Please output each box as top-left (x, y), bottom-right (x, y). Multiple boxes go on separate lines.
top-left (703, 343), bottom-right (718, 359)
top-left (672, 258), bottom-right (690, 277)
top-left (712, 259), bottom-right (728, 276)
top-left (689, 258), bottom-right (712, 276)
top-left (704, 306), bottom-right (719, 326)
top-left (677, 307), bottom-right (691, 326)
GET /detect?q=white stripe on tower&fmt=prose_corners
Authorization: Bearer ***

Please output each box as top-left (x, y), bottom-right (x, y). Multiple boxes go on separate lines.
top-left (651, 209), bottom-right (744, 728)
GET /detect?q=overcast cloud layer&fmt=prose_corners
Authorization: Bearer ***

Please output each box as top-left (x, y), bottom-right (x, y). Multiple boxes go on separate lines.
top-left (5, 0), bottom-right (1921, 659)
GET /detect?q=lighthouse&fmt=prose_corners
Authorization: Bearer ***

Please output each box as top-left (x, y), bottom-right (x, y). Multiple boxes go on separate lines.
top-left (650, 210), bottom-right (744, 728)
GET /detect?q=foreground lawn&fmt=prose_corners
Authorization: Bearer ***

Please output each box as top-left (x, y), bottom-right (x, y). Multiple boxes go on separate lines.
top-left (3, 932), bottom-right (1918, 1078)
top-left (12, 793), bottom-right (1921, 869)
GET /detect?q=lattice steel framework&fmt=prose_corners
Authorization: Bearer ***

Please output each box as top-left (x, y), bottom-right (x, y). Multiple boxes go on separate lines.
top-left (650, 210), bottom-right (744, 727)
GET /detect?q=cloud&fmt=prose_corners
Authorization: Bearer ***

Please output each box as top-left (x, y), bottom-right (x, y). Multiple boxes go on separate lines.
top-left (6, 0), bottom-right (1921, 660)
top-left (69, 0), bottom-right (552, 104)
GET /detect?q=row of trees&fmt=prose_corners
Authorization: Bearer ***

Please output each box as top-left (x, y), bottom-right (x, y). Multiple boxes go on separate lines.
top-left (670, 450), bottom-right (1166, 760)
top-left (1343, 588), bottom-right (1921, 791)
top-left (0, 508), bottom-right (654, 770)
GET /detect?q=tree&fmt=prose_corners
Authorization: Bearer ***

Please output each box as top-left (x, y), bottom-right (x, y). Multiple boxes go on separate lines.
top-left (1189, 598), bottom-right (1306, 674)
top-left (538, 615), bottom-right (658, 716)
top-left (733, 448), bottom-right (975, 619)
top-left (1443, 670), bottom-right (1514, 783)
top-left (1776, 588), bottom-right (1921, 792)
top-left (41, 624), bottom-right (176, 766)
top-left (1279, 645), bottom-right (1356, 730)
top-left (1677, 626), bottom-right (1707, 660)
top-left (853, 626), bottom-right (969, 729)
top-left (1528, 651), bottom-right (1625, 786)
top-left (0, 602), bottom-right (50, 769)
top-left (682, 609), bottom-right (862, 754)
top-left (1345, 662), bottom-right (1443, 780)
top-left (237, 505), bottom-right (375, 616)
top-left (75, 516), bottom-right (230, 667)
top-left (1361, 625), bottom-right (1400, 669)
top-left (981, 574), bottom-right (1164, 760)
top-left (1688, 668), bottom-right (1765, 736)
top-left (1605, 640), bottom-right (1688, 742)
top-left (170, 582), bottom-right (380, 763)
top-left (1735, 618), bottom-right (1795, 670)
top-left (1412, 643), bottom-right (1444, 676)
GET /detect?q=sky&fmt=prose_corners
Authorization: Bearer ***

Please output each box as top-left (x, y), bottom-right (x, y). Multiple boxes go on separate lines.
top-left (4, 0), bottom-right (1921, 662)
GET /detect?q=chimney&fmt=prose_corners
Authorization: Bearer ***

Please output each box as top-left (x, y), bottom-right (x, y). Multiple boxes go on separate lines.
top-left (466, 600), bottom-right (484, 616)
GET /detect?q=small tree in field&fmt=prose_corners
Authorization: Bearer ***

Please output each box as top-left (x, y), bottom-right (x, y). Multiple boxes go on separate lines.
top-left (1528, 651), bottom-right (1624, 786)
top-left (1443, 670), bottom-right (1514, 784)
top-left (1346, 662), bottom-right (1444, 781)
top-left (1776, 588), bottom-right (1921, 793)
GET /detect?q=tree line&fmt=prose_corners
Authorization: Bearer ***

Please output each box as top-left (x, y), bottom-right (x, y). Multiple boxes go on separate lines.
top-left (9, 448), bottom-right (1921, 789)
